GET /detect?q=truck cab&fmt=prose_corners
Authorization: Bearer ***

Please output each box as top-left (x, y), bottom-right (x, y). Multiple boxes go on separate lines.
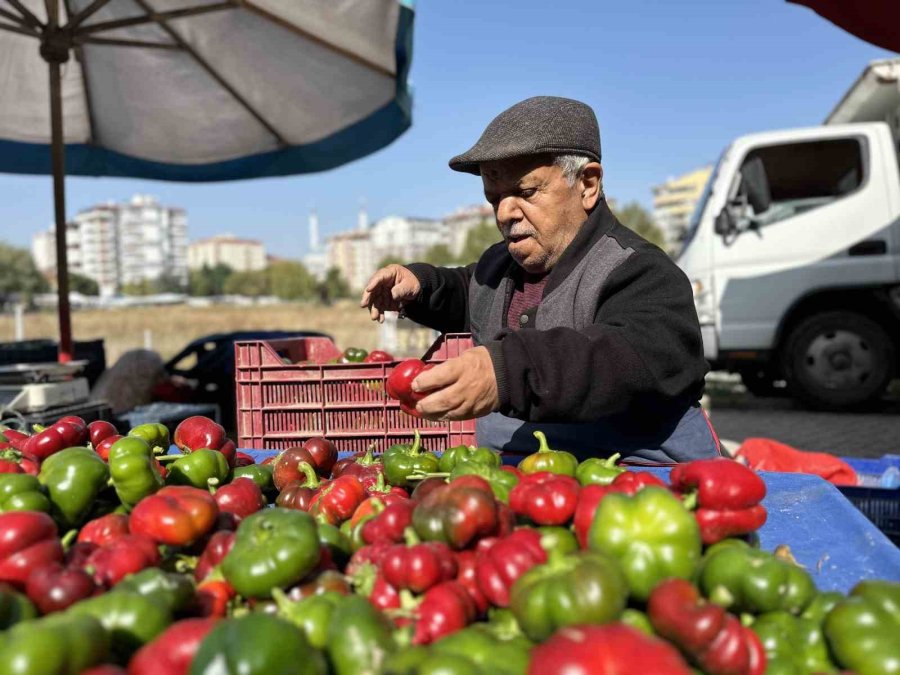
top-left (678, 59), bottom-right (900, 408)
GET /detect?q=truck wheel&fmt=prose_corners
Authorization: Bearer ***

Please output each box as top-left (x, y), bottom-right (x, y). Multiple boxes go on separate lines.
top-left (782, 311), bottom-right (894, 409)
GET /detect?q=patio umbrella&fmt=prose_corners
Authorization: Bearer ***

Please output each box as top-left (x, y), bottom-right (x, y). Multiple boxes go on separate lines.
top-left (788, 0), bottom-right (900, 52)
top-left (0, 0), bottom-right (414, 360)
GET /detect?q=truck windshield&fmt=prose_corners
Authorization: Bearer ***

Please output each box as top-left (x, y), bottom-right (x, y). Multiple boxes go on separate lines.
top-left (677, 150), bottom-right (725, 260)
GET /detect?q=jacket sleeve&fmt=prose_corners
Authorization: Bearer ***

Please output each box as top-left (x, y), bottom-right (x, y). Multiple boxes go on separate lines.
top-left (401, 262), bottom-right (476, 334)
top-left (487, 249), bottom-right (708, 422)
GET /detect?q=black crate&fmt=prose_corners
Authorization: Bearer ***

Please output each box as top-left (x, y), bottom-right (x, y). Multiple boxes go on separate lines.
top-left (838, 485), bottom-right (900, 546)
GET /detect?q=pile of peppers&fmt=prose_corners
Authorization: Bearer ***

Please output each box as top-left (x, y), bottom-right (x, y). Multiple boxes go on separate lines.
top-left (0, 416), bottom-right (898, 675)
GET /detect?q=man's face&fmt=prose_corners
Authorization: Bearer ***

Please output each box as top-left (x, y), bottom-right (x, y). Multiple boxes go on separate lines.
top-left (481, 155), bottom-right (592, 274)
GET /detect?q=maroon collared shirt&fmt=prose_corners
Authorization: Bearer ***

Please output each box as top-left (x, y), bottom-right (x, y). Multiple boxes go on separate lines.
top-left (507, 272), bottom-right (549, 330)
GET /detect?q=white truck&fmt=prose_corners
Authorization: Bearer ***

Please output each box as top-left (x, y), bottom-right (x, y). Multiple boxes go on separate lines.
top-left (677, 58), bottom-right (900, 408)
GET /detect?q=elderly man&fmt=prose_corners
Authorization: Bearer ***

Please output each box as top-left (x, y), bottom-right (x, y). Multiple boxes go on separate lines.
top-left (361, 96), bottom-right (719, 462)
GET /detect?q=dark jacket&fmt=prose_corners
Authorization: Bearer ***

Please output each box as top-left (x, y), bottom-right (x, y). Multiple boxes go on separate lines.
top-left (404, 199), bottom-right (710, 449)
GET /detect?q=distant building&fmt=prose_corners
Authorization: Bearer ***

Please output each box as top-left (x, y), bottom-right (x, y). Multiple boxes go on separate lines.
top-left (651, 166), bottom-right (712, 253)
top-left (188, 235), bottom-right (266, 272)
top-left (327, 230), bottom-right (374, 292)
top-left (369, 215), bottom-right (446, 264)
top-left (443, 204), bottom-right (493, 258)
top-left (32, 195), bottom-right (186, 296)
top-left (302, 210), bottom-right (328, 282)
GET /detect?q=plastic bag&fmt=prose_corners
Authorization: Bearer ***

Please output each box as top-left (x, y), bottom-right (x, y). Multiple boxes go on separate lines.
top-left (735, 437), bottom-right (858, 486)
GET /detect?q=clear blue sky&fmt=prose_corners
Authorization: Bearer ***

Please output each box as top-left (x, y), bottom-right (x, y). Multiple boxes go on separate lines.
top-left (0, 1), bottom-right (893, 258)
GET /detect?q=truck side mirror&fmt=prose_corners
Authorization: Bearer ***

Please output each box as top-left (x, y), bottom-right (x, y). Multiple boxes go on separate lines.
top-left (714, 207), bottom-right (734, 236)
top-left (740, 157), bottom-right (771, 214)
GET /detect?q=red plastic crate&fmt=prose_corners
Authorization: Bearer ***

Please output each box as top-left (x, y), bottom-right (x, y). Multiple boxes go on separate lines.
top-left (235, 333), bottom-right (476, 453)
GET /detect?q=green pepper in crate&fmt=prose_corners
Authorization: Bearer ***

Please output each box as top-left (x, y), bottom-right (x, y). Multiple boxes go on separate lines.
top-left (342, 347), bottom-right (369, 363)
top-left (68, 590), bottom-right (171, 662)
top-left (38, 447), bottom-right (110, 528)
top-left (165, 448), bottom-right (230, 489)
top-left (450, 462), bottom-right (519, 503)
top-left (0, 613), bottom-right (109, 673)
top-left (575, 453), bottom-right (626, 486)
top-left (824, 580), bottom-right (900, 675)
top-left (128, 423), bottom-right (170, 454)
top-left (751, 610), bottom-right (836, 675)
top-left (233, 462), bottom-right (276, 496)
top-left (326, 594), bottom-right (396, 675)
top-left (383, 430), bottom-right (439, 487)
top-left (0, 473), bottom-right (51, 513)
top-left (438, 444), bottom-right (501, 473)
top-left (517, 431), bottom-right (578, 476)
top-left (108, 436), bottom-right (164, 509)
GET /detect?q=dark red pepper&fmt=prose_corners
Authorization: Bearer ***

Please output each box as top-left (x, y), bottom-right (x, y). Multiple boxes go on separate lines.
top-left (213, 477), bottom-right (266, 521)
top-left (303, 437), bottom-right (338, 477)
top-left (83, 533), bottom-right (161, 587)
top-left (361, 500), bottom-right (414, 545)
top-left (648, 577), bottom-right (767, 675)
top-left (475, 528), bottom-right (547, 608)
top-left (87, 420), bottom-right (118, 451)
top-left (77, 513), bottom-right (130, 547)
top-left (173, 415), bottom-right (236, 466)
top-left (363, 350), bottom-right (394, 363)
top-left (129, 485), bottom-right (219, 547)
top-left (0, 511), bottom-right (64, 589)
top-left (194, 530), bottom-right (236, 582)
top-left (233, 452), bottom-right (255, 467)
top-left (454, 549), bottom-right (489, 615)
top-left (412, 580), bottom-right (477, 645)
top-left (508, 471), bottom-right (581, 526)
top-left (308, 475), bottom-right (367, 526)
top-left (25, 561), bottom-right (96, 614)
top-left (129, 617), bottom-right (218, 675)
top-left (23, 415), bottom-right (88, 461)
top-left (670, 459), bottom-right (768, 545)
top-left (381, 535), bottom-right (458, 593)
top-left (273, 447), bottom-right (318, 490)
top-left (332, 444), bottom-right (384, 483)
top-left (411, 475), bottom-right (501, 550)
top-left (195, 579), bottom-right (235, 618)
top-left (0, 457), bottom-right (21, 473)
top-left (346, 542), bottom-right (393, 578)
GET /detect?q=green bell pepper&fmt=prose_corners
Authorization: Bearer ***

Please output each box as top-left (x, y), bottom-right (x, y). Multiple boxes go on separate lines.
top-left (0, 587), bottom-right (37, 629)
top-left (517, 431), bottom-right (578, 476)
top-left (696, 544), bottom-right (815, 615)
top-left (342, 347), bottom-right (369, 363)
top-left (430, 624), bottom-right (532, 675)
top-left (116, 567), bottom-right (195, 613)
top-left (273, 588), bottom-right (344, 650)
top-left (165, 448), bottom-right (230, 489)
top-left (450, 462), bottom-right (519, 503)
top-left (38, 446), bottom-right (110, 528)
top-left (68, 590), bottom-right (170, 662)
top-left (0, 473), bottom-right (51, 513)
top-left (800, 591), bottom-right (844, 624)
top-left (751, 610), bottom-right (836, 675)
top-left (233, 463), bottom-right (276, 496)
top-left (221, 507), bottom-right (321, 599)
top-left (621, 608), bottom-right (655, 636)
top-left (0, 613), bottom-right (109, 674)
top-left (824, 580), bottom-right (900, 675)
top-left (326, 594), bottom-right (395, 675)
top-left (575, 453), bottom-right (625, 486)
top-left (128, 423), bottom-right (170, 454)
top-left (190, 613), bottom-right (327, 675)
top-left (383, 430), bottom-right (440, 487)
top-left (587, 486), bottom-right (701, 601)
top-left (108, 436), bottom-right (164, 509)
top-left (319, 521), bottom-right (352, 567)
top-left (438, 445), bottom-right (501, 473)
top-left (536, 526), bottom-right (578, 556)
top-left (509, 548), bottom-right (627, 642)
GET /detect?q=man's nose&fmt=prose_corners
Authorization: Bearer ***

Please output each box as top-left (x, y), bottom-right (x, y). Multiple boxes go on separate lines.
top-left (496, 196), bottom-right (522, 226)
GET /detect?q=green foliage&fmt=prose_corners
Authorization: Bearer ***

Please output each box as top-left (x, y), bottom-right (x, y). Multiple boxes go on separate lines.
top-left (268, 261), bottom-right (317, 300)
top-left (223, 270), bottom-right (270, 297)
top-left (69, 272), bottom-right (99, 296)
top-left (189, 264), bottom-right (233, 296)
top-left (423, 244), bottom-right (457, 267)
top-left (318, 267), bottom-right (351, 303)
top-left (154, 272), bottom-right (186, 294)
top-left (615, 201), bottom-right (666, 249)
top-left (0, 243), bottom-right (49, 304)
top-left (120, 280), bottom-right (155, 296)
top-left (459, 220), bottom-right (501, 264)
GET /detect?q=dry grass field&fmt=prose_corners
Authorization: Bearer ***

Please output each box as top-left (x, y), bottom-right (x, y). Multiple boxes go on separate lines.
top-left (0, 300), bottom-right (404, 365)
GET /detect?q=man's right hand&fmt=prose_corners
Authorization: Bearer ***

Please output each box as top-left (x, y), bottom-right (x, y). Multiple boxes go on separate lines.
top-left (359, 264), bottom-right (422, 323)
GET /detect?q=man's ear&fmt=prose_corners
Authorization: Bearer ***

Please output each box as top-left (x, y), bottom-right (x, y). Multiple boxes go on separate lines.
top-left (579, 162), bottom-right (603, 210)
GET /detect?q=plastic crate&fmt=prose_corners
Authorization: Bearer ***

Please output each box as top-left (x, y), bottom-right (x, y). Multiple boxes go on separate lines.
top-left (235, 333), bottom-right (476, 453)
top-left (836, 485), bottom-right (900, 545)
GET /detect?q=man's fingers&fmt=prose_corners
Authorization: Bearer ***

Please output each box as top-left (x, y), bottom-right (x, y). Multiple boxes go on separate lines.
top-left (416, 385), bottom-right (463, 418)
top-left (411, 361), bottom-right (458, 393)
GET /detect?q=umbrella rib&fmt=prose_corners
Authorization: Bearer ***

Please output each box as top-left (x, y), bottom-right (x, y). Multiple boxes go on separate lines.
top-left (241, 0), bottom-right (394, 79)
top-left (74, 35), bottom-right (182, 48)
top-left (4, 0), bottom-right (43, 29)
top-left (77, 1), bottom-right (235, 36)
top-left (132, 0), bottom-right (287, 147)
top-left (0, 6), bottom-right (28, 25)
top-left (0, 19), bottom-right (37, 36)
top-left (62, 0), bottom-right (99, 147)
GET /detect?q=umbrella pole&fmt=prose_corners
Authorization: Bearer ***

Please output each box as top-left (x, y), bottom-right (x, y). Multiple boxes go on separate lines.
top-left (48, 59), bottom-right (72, 363)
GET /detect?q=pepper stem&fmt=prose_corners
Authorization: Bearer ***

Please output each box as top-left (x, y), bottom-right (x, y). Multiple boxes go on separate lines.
top-left (406, 471), bottom-right (449, 481)
top-left (359, 443), bottom-right (379, 467)
top-left (60, 529), bottom-right (78, 550)
top-left (709, 585), bottom-right (734, 608)
top-left (271, 587), bottom-right (292, 611)
top-left (207, 477), bottom-right (220, 494)
top-left (155, 454), bottom-right (183, 463)
top-left (681, 491), bottom-right (698, 511)
top-left (298, 462), bottom-right (320, 488)
top-left (533, 430), bottom-right (552, 454)
top-left (402, 527), bottom-right (421, 546)
top-left (604, 453), bottom-right (622, 467)
top-left (409, 430), bottom-right (421, 456)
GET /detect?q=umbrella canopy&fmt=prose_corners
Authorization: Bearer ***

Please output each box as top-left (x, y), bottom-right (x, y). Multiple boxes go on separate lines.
top-left (0, 0), bottom-right (414, 359)
top-left (788, 0), bottom-right (900, 53)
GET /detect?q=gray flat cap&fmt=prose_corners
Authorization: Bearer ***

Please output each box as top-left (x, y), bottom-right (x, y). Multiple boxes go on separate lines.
top-left (449, 96), bottom-right (600, 175)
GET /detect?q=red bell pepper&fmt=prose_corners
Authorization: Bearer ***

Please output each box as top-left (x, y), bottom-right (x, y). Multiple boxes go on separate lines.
top-left (332, 444), bottom-right (384, 483)
top-left (84, 533), bottom-right (161, 587)
top-left (276, 478), bottom-right (322, 511)
top-left (25, 561), bottom-right (96, 614)
top-left (195, 578), bottom-right (236, 618)
top-left (77, 513), bottom-right (130, 547)
top-left (346, 542), bottom-right (393, 578)
top-left (361, 500), bottom-right (414, 545)
top-left (364, 350), bottom-right (394, 363)
top-left (476, 528), bottom-right (550, 608)
top-left (233, 451), bottom-right (255, 467)
top-left (381, 535), bottom-right (458, 593)
top-left (194, 530), bottom-right (236, 582)
top-left (411, 475), bottom-right (501, 550)
top-left (508, 471), bottom-right (580, 526)
top-left (22, 415), bottom-right (88, 461)
top-left (352, 562), bottom-right (402, 611)
top-left (0, 511), bottom-right (64, 589)
top-left (94, 434), bottom-right (123, 462)
top-left (213, 477), bottom-right (266, 521)
top-left (129, 485), bottom-right (219, 547)
top-left (386, 359), bottom-right (432, 416)
top-left (129, 617), bottom-right (218, 675)
top-left (412, 580), bottom-right (478, 645)
top-left (670, 459), bottom-right (768, 545)
top-left (303, 437), bottom-right (338, 477)
top-left (528, 623), bottom-right (693, 675)
top-left (454, 549), bottom-right (489, 615)
top-left (88, 420), bottom-right (118, 450)
top-left (173, 416), bottom-right (236, 467)
top-left (648, 578), bottom-right (767, 675)
top-left (273, 447), bottom-right (318, 490)
top-left (308, 475), bottom-right (367, 526)
top-left (0, 448), bottom-right (39, 475)
top-left (572, 471), bottom-right (668, 548)
top-left (612, 470), bottom-right (667, 493)
top-left (0, 457), bottom-right (21, 473)
top-left (0, 428), bottom-right (29, 452)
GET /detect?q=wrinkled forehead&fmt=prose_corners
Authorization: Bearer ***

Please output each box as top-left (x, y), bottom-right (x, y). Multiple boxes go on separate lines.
top-left (480, 154), bottom-right (555, 187)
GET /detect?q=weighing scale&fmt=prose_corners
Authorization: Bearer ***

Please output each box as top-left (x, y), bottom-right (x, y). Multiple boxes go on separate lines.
top-left (0, 361), bottom-right (90, 413)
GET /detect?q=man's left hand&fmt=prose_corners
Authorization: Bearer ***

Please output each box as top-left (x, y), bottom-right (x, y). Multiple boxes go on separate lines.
top-left (412, 347), bottom-right (499, 421)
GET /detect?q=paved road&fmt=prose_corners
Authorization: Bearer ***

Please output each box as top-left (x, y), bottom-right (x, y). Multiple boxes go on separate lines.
top-left (706, 388), bottom-right (900, 459)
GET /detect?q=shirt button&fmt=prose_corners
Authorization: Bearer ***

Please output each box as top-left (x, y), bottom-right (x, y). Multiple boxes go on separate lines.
top-left (519, 314), bottom-right (529, 325)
